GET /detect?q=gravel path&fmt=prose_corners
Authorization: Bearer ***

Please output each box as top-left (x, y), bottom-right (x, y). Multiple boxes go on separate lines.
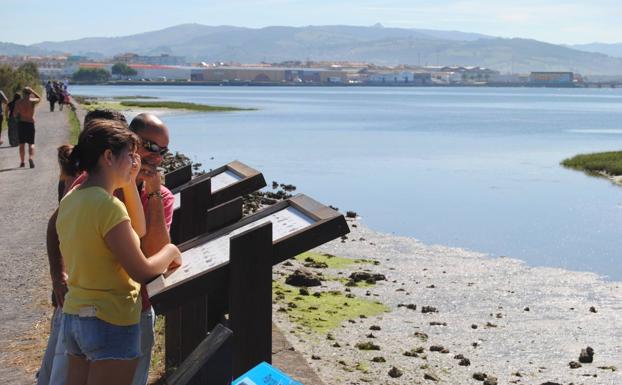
top-left (0, 104), bottom-right (69, 384)
top-left (274, 220), bottom-right (622, 385)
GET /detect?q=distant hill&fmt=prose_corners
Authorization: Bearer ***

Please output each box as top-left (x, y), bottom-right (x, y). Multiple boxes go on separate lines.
top-left (3, 24), bottom-right (622, 75)
top-left (571, 43), bottom-right (622, 58)
top-left (30, 24), bottom-right (247, 57)
top-left (0, 42), bottom-right (54, 56)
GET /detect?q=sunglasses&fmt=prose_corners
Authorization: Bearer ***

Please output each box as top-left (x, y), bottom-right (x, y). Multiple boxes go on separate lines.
top-left (141, 138), bottom-right (168, 155)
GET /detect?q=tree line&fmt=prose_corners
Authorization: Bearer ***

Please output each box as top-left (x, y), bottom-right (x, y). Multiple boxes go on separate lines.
top-left (72, 63), bottom-right (137, 83)
top-left (0, 62), bottom-right (42, 96)
top-left (0, 62), bottom-right (138, 89)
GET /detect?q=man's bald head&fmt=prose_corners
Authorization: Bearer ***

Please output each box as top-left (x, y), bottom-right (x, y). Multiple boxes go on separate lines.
top-left (129, 113), bottom-right (170, 168)
top-left (129, 113), bottom-right (168, 136)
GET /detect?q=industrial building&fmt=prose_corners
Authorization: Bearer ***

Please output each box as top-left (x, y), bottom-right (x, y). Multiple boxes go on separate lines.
top-left (367, 71), bottom-right (432, 85)
top-left (190, 66), bottom-right (347, 84)
top-left (529, 72), bottom-right (574, 85)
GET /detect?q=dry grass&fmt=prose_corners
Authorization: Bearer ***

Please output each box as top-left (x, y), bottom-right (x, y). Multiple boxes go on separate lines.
top-left (148, 315), bottom-right (167, 384)
top-left (4, 304), bottom-right (51, 380)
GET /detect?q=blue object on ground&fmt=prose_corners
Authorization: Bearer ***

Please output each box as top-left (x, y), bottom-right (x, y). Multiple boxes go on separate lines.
top-left (231, 362), bottom-right (302, 385)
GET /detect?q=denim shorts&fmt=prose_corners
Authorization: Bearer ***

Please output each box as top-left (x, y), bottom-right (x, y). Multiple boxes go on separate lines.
top-left (62, 313), bottom-right (141, 361)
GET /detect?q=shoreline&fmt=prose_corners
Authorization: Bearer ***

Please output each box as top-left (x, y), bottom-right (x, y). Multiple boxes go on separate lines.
top-left (71, 81), bottom-right (591, 89)
top-left (273, 219), bottom-right (622, 384)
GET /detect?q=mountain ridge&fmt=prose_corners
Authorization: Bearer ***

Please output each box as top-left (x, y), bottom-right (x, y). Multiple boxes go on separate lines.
top-left (2, 24), bottom-right (622, 75)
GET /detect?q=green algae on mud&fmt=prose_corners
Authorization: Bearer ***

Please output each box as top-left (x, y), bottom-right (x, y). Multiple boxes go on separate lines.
top-left (294, 252), bottom-right (377, 270)
top-left (273, 281), bottom-right (389, 334)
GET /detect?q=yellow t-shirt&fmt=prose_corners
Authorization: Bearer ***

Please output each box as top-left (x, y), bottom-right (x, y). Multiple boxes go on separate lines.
top-left (57, 186), bottom-right (141, 326)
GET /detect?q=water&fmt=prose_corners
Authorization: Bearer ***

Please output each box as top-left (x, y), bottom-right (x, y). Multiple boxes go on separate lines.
top-left (71, 85), bottom-right (622, 280)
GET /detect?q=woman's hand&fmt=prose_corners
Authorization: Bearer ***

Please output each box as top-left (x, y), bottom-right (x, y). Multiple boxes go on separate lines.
top-left (165, 244), bottom-right (182, 270)
top-left (128, 152), bottom-right (141, 185)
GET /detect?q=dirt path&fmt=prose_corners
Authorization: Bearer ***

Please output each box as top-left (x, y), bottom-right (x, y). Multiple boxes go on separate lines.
top-left (0, 104), bottom-right (69, 384)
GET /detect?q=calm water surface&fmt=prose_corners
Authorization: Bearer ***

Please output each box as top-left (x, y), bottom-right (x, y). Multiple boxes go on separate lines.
top-left (72, 86), bottom-right (622, 280)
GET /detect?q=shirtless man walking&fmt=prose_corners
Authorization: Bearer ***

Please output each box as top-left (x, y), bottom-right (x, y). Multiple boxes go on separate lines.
top-left (14, 86), bottom-right (41, 168)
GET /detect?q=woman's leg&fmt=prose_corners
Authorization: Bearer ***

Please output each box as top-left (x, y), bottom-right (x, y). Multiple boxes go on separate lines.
top-left (18, 143), bottom-right (25, 165)
top-left (66, 355), bottom-right (89, 385)
top-left (87, 359), bottom-right (138, 385)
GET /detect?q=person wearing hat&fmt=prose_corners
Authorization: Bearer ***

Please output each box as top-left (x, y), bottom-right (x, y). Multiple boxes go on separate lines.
top-left (14, 86), bottom-right (41, 168)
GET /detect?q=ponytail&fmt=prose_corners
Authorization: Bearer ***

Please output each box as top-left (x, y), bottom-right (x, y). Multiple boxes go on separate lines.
top-left (57, 144), bottom-right (79, 177)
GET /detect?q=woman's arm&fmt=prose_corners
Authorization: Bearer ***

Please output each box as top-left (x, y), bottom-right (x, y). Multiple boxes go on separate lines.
top-left (105, 220), bottom-right (180, 284)
top-left (47, 208), bottom-right (67, 307)
top-left (122, 153), bottom-right (146, 238)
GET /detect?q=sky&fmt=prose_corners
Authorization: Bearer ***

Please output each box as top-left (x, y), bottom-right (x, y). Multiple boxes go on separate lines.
top-left (2, 0), bottom-right (621, 46)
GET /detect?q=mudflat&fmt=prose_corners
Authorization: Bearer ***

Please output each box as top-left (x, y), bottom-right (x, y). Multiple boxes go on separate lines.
top-left (0, 105), bottom-right (68, 384)
top-left (273, 221), bottom-right (622, 385)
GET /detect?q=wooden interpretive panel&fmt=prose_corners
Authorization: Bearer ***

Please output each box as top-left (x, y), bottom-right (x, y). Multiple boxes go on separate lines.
top-left (170, 160), bottom-right (266, 210)
top-left (148, 194), bottom-right (350, 312)
top-left (164, 163), bottom-right (192, 190)
top-left (169, 160), bottom-right (266, 244)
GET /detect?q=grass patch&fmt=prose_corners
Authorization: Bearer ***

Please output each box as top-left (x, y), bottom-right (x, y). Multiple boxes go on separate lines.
top-left (149, 315), bottom-right (167, 384)
top-left (80, 100), bottom-right (133, 112)
top-left (561, 151), bottom-right (622, 176)
top-left (73, 96), bottom-right (253, 113)
top-left (294, 252), bottom-right (376, 269)
top-left (67, 108), bottom-right (81, 145)
top-left (119, 100), bottom-right (255, 112)
top-left (273, 281), bottom-right (389, 334)
top-left (113, 95), bottom-right (159, 100)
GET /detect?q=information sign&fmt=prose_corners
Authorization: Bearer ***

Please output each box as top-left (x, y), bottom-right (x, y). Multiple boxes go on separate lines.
top-left (148, 194), bottom-right (349, 311)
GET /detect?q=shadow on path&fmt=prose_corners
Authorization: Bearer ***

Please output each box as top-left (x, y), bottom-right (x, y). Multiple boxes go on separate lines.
top-left (0, 167), bottom-right (27, 173)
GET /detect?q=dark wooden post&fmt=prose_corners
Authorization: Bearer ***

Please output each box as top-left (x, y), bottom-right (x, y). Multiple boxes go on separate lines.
top-left (229, 222), bottom-right (274, 378)
top-left (164, 163), bottom-right (192, 190)
top-left (165, 196), bottom-right (243, 382)
top-left (166, 177), bottom-right (212, 377)
top-left (164, 324), bottom-right (233, 385)
top-left (178, 177), bottom-right (212, 243)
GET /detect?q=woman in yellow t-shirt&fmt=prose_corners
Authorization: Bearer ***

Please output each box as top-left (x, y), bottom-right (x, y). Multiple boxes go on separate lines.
top-left (56, 118), bottom-right (181, 385)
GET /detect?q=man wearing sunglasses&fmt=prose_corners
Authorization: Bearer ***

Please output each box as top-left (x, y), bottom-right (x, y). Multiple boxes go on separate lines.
top-left (127, 113), bottom-right (176, 385)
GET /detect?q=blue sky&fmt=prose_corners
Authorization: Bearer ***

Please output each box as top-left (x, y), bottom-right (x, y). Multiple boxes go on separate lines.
top-left (3, 0), bottom-right (621, 45)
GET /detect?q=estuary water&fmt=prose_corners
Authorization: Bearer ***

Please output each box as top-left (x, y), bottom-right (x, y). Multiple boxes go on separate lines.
top-left (71, 85), bottom-right (622, 280)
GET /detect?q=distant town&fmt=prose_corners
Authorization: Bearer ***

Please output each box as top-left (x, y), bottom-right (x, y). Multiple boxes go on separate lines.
top-left (1, 53), bottom-right (619, 88)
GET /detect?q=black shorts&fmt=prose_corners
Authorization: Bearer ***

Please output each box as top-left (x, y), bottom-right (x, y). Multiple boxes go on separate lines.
top-left (18, 121), bottom-right (35, 144)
